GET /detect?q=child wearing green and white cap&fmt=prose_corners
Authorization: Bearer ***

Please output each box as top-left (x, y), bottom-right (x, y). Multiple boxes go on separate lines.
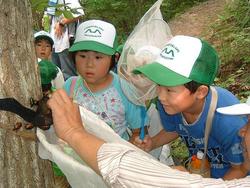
top-left (134, 35), bottom-right (249, 179)
top-left (64, 20), bottom-right (148, 142)
top-left (34, 30), bottom-right (64, 90)
top-left (34, 30), bottom-right (54, 62)
top-left (217, 97), bottom-right (250, 163)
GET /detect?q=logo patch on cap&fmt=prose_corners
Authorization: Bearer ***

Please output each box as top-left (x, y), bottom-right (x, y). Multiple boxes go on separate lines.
top-left (160, 44), bottom-right (179, 60)
top-left (84, 26), bottom-right (103, 38)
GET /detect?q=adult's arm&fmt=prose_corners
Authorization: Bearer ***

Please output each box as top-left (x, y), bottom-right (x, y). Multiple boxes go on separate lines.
top-left (151, 129), bottom-right (178, 149)
top-left (55, 1), bottom-right (84, 37)
top-left (98, 143), bottom-right (250, 187)
top-left (48, 90), bottom-right (250, 187)
top-left (55, 15), bottom-right (83, 38)
top-left (223, 164), bottom-right (249, 180)
top-left (59, 16), bottom-right (83, 26)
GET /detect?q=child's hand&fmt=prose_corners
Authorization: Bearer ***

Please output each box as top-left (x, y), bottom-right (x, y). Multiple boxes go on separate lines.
top-left (133, 135), bottom-right (153, 152)
top-left (129, 127), bottom-right (148, 144)
top-left (128, 131), bottom-right (140, 144)
top-left (171, 165), bottom-right (188, 172)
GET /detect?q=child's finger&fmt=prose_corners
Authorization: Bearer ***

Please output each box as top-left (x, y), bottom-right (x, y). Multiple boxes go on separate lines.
top-left (134, 136), bottom-right (143, 145)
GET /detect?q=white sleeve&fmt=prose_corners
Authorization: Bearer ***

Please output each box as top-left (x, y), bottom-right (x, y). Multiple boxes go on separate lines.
top-left (97, 143), bottom-right (250, 188)
top-left (66, 0), bottom-right (84, 17)
top-left (51, 67), bottom-right (65, 89)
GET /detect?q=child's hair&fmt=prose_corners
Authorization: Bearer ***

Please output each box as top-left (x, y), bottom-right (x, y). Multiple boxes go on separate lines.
top-left (35, 38), bottom-right (52, 46)
top-left (184, 81), bottom-right (207, 94)
top-left (110, 55), bottom-right (117, 70)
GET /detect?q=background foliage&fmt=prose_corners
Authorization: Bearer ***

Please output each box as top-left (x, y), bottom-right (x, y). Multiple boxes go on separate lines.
top-left (31, 0), bottom-right (208, 42)
top-left (208, 0), bottom-right (250, 101)
top-left (79, 0), bottom-right (208, 42)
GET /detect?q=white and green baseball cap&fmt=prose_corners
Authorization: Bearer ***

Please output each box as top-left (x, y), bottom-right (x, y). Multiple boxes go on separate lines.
top-left (69, 20), bottom-right (117, 55)
top-left (133, 35), bottom-right (220, 86)
top-left (34, 30), bottom-right (54, 46)
top-left (216, 97), bottom-right (250, 115)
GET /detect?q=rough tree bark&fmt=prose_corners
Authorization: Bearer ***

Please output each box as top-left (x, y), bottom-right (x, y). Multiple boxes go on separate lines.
top-left (0, 0), bottom-right (55, 187)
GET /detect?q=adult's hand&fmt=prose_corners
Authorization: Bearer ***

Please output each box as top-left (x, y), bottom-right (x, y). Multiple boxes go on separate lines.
top-left (47, 89), bottom-right (84, 143)
top-left (54, 22), bottom-right (64, 38)
top-left (47, 89), bottom-right (105, 173)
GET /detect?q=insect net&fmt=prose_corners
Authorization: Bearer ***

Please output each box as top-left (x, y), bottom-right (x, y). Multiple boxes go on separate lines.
top-left (117, 0), bottom-right (172, 106)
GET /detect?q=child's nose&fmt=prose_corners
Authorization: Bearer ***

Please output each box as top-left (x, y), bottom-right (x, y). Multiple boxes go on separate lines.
top-left (86, 58), bottom-right (95, 67)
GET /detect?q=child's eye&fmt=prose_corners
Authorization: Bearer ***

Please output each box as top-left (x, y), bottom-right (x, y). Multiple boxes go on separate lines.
top-left (79, 55), bottom-right (86, 58)
top-left (167, 89), bottom-right (174, 92)
top-left (95, 56), bottom-right (103, 59)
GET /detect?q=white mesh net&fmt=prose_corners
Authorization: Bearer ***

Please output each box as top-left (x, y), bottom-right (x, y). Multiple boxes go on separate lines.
top-left (118, 0), bottom-right (172, 106)
top-left (37, 106), bottom-right (156, 188)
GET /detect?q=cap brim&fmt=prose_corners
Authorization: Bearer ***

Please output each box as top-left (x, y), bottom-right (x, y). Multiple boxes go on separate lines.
top-left (69, 41), bottom-right (115, 55)
top-left (133, 63), bottom-right (192, 86)
top-left (216, 103), bottom-right (250, 115)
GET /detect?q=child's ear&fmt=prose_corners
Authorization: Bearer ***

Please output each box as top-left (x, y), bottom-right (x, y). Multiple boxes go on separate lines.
top-left (195, 85), bottom-right (209, 99)
top-left (114, 52), bottom-right (120, 63)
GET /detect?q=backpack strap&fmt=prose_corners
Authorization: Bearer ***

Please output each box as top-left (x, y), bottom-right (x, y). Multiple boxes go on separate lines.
top-left (201, 86), bottom-right (218, 172)
top-left (69, 77), bottom-right (78, 98)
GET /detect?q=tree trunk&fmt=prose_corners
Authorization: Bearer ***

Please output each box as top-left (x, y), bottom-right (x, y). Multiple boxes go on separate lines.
top-left (0, 0), bottom-right (55, 187)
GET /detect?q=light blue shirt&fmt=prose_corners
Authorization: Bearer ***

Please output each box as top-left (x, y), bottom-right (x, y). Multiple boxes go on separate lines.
top-left (64, 72), bottom-right (148, 140)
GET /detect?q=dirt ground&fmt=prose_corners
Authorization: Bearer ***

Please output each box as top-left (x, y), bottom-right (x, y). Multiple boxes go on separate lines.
top-left (168, 0), bottom-right (228, 38)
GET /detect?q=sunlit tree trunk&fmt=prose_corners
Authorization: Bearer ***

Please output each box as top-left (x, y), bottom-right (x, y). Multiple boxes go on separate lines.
top-left (0, 0), bottom-right (55, 187)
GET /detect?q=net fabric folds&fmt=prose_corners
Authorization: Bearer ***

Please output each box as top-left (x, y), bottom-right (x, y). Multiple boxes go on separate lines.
top-left (37, 106), bottom-right (156, 188)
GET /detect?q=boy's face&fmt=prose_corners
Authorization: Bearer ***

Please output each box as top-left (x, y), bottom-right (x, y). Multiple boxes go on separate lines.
top-left (35, 39), bottom-right (52, 60)
top-left (157, 85), bottom-right (197, 115)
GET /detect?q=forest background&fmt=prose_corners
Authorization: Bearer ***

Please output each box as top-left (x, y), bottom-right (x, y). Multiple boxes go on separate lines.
top-left (30, 0), bottom-right (250, 164)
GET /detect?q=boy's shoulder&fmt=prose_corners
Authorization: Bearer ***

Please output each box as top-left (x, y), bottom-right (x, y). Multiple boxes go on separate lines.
top-left (208, 87), bottom-right (246, 125)
top-left (213, 86), bottom-right (239, 106)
